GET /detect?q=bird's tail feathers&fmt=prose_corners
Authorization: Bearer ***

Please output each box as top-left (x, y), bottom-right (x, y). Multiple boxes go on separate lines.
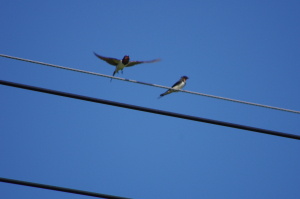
top-left (157, 94), bottom-right (164, 99)
top-left (110, 69), bottom-right (118, 82)
top-left (158, 90), bottom-right (171, 99)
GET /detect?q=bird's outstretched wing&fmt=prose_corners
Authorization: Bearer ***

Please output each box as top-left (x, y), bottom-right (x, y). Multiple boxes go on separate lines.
top-left (94, 52), bottom-right (120, 66)
top-left (126, 58), bottom-right (161, 67)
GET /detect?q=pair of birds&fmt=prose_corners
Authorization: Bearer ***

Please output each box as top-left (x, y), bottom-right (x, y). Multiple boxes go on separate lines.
top-left (94, 52), bottom-right (189, 98)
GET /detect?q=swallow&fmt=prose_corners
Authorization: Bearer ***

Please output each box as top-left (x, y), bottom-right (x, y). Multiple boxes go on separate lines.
top-left (94, 52), bottom-right (161, 81)
top-left (158, 76), bottom-right (189, 99)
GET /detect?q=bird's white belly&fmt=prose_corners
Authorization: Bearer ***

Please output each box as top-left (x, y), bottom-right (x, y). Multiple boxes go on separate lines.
top-left (116, 62), bottom-right (126, 70)
top-left (173, 81), bottom-right (185, 91)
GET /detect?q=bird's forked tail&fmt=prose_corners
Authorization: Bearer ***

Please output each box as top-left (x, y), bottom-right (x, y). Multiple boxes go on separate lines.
top-left (110, 69), bottom-right (118, 82)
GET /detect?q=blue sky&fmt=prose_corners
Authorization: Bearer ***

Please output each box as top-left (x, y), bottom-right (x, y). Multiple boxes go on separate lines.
top-left (1, 1), bottom-right (300, 198)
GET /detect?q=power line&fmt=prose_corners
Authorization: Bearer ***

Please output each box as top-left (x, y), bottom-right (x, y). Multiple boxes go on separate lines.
top-left (0, 177), bottom-right (131, 199)
top-left (0, 53), bottom-right (299, 114)
top-left (0, 79), bottom-right (299, 140)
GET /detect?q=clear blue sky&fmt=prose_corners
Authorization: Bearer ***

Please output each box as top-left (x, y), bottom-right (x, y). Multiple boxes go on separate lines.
top-left (1, 1), bottom-right (300, 198)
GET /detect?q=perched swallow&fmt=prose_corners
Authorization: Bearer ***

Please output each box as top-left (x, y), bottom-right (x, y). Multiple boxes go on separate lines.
top-left (158, 76), bottom-right (189, 99)
top-left (94, 52), bottom-right (161, 81)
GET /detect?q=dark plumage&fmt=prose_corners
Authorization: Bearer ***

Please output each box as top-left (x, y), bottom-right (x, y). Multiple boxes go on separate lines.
top-left (158, 76), bottom-right (189, 98)
top-left (94, 52), bottom-right (161, 81)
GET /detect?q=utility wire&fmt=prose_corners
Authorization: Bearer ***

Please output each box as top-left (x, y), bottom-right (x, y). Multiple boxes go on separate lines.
top-left (1, 79), bottom-right (299, 140)
top-left (0, 177), bottom-right (131, 199)
top-left (0, 53), bottom-right (299, 114)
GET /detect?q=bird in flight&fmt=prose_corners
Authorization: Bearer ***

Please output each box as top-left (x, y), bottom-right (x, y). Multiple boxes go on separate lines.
top-left (158, 76), bottom-right (189, 98)
top-left (94, 52), bottom-right (161, 81)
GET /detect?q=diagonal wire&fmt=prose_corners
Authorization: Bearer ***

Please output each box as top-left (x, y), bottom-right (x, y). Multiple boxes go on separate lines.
top-left (1, 79), bottom-right (300, 140)
top-left (0, 53), bottom-right (299, 114)
top-left (0, 177), bottom-right (131, 199)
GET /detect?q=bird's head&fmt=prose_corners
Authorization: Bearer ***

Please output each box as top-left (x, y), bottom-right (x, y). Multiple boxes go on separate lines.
top-left (182, 76), bottom-right (189, 80)
top-left (122, 55), bottom-right (130, 65)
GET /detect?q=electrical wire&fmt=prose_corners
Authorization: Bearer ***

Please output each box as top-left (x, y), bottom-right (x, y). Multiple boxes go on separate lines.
top-left (1, 53), bottom-right (299, 114)
top-left (0, 177), bottom-right (131, 199)
top-left (1, 79), bottom-right (299, 140)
